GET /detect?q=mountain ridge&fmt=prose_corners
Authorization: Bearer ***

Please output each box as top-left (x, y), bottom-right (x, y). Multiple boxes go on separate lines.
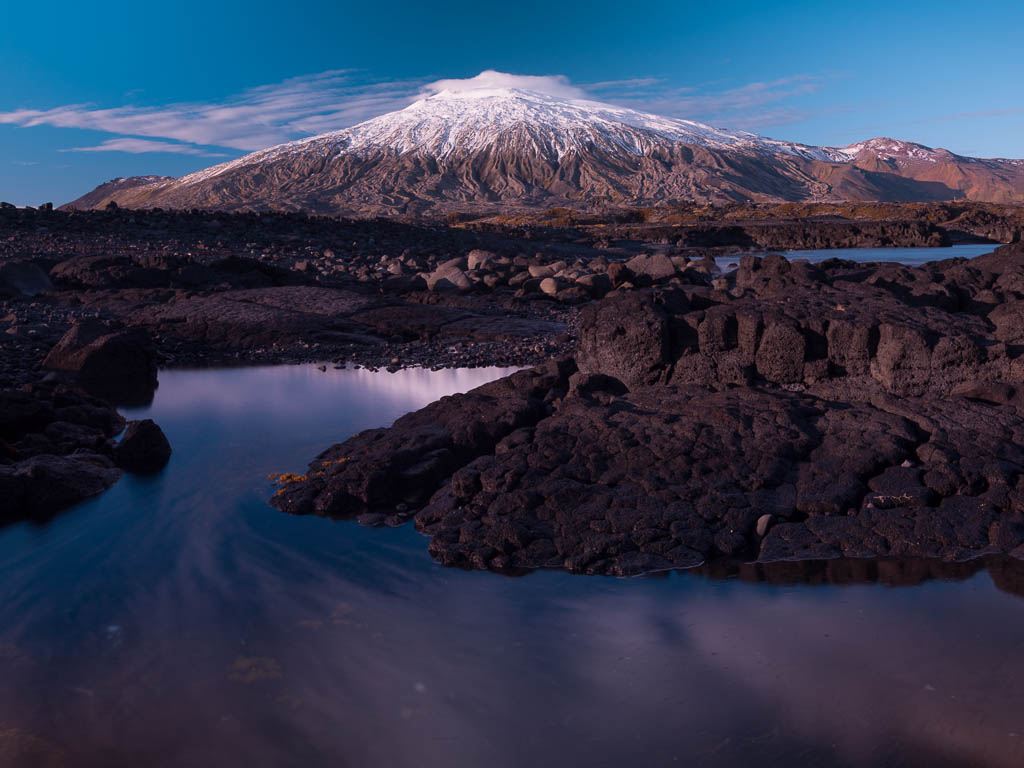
top-left (64, 87), bottom-right (1024, 215)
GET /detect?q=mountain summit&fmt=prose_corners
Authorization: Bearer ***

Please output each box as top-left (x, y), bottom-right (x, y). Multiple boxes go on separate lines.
top-left (66, 83), bottom-right (1024, 215)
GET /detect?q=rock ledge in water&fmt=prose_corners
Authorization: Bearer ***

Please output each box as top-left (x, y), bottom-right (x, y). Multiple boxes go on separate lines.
top-left (114, 419), bottom-right (172, 474)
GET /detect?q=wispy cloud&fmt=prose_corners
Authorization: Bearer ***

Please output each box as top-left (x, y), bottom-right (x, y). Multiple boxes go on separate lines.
top-left (604, 74), bottom-right (834, 129)
top-left (0, 70), bottom-right (429, 153)
top-left (12, 160), bottom-right (38, 166)
top-left (60, 138), bottom-right (227, 156)
top-left (0, 69), bottom-right (844, 155)
top-left (585, 77), bottom-right (668, 93)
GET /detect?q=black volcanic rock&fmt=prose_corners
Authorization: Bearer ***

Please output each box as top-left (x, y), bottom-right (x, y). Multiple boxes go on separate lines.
top-left (48, 252), bottom-right (304, 291)
top-left (42, 321), bottom-right (158, 406)
top-left (575, 290), bottom-right (680, 389)
top-left (0, 377), bottom-right (144, 523)
top-left (415, 386), bottom-right (925, 574)
top-left (271, 243), bottom-right (1024, 575)
top-left (0, 261), bottom-right (52, 297)
top-left (6, 205), bottom-right (1022, 555)
top-left (114, 419), bottom-right (171, 474)
top-left (0, 454), bottom-right (122, 520)
top-left (271, 359), bottom-right (576, 521)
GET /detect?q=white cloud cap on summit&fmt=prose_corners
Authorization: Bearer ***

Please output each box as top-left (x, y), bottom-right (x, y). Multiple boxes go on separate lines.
top-left (421, 70), bottom-right (587, 100)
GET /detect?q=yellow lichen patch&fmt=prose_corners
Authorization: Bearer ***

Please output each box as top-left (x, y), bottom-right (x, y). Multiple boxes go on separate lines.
top-left (309, 457), bottom-right (351, 477)
top-left (228, 656), bottom-right (282, 683)
top-left (268, 472), bottom-right (307, 485)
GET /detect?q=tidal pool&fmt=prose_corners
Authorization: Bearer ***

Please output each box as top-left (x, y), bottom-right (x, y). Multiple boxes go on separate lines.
top-left (716, 243), bottom-right (999, 271)
top-left (1, 364), bottom-right (1023, 767)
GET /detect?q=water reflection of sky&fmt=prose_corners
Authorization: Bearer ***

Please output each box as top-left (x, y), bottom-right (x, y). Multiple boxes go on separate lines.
top-left (715, 243), bottom-right (998, 271)
top-left (1, 364), bottom-right (1023, 767)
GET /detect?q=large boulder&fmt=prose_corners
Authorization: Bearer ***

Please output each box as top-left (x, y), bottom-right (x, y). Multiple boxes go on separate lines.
top-left (466, 249), bottom-right (497, 271)
top-left (42, 321), bottom-right (158, 406)
top-left (575, 272), bottom-right (612, 298)
top-left (869, 323), bottom-right (933, 396)
top-left (576, 291), bottom-right (682, 389)
top-left (113, 419), bottom-right (172, 473)
top-left (989, 301), bottom-right (1024, 343)
top-left (755, 321), bottom-right (807, 384)
top-left (625, 253), bottom-right (677, 283)
top-left (426, 258), bottom-right (473, 293)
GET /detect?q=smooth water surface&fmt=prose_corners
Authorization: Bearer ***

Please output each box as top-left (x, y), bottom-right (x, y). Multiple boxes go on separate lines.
top-left (2, 364), bottom-right (1024, 767)
top-left (716, 243), bottom-right (999, 271)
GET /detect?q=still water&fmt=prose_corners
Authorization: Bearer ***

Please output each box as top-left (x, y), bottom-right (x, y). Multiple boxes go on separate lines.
top-left (716, 243), bottom-right (999, 271)
top-left (2, 364), bottom-right (1024, 767)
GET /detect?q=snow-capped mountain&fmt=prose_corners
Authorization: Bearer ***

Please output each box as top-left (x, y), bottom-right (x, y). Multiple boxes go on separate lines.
top-left (66, 86), bottom-right (1024, 215)
top-left (180, 87), bottom-right (848, 186)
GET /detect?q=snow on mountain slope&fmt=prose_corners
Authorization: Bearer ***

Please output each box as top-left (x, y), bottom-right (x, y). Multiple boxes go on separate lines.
top-left (65, 80), bottom-right (1024, 213)
top-left (179, 87), bottom-right (849, 186)
top-left (839, 138), bottom-right (945, 163)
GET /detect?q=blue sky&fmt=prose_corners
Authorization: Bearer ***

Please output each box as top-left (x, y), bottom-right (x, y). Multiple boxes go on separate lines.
top-left (1, 0), bottom-right (1022, 205)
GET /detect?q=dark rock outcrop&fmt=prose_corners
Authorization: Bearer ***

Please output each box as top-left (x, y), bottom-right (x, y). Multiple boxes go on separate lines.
top-left (575, 290), bottom-right (678, 389)
top-left (0, 454), bottom-right (122, 520)
top-left (272, 359), bottom-right (575, 524)
top-left (114, 419), bottom-right (172, 473)
top-left (48, 253), bottom-right (304, 292)
top-left (42, 321), bottom-right (158, 406)
top-left (271, 243), bottom-right (1024, 575)
top-left (0, 382), bottom-right (133, 523)
top-left (0, 261), bottom-right (52, 297)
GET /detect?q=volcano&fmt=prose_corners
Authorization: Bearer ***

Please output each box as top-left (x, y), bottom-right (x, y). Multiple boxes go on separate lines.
top-left (66, 82), bottom-right (1024, 215)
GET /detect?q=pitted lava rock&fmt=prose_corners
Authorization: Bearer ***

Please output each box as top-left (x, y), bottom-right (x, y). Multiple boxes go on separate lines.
top-left (5, 205), bottom-right (1024, 547)
top-left (274, 242), bottom-right (1024, 575)
top-left (272, 359), bottom-right (575, 524)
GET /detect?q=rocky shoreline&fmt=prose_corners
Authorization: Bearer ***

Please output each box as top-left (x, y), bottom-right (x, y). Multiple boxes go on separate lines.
top-left (4, 205), bottom-right (1024, 570)
top-left (273, 240), bottom-right (1024, 575)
